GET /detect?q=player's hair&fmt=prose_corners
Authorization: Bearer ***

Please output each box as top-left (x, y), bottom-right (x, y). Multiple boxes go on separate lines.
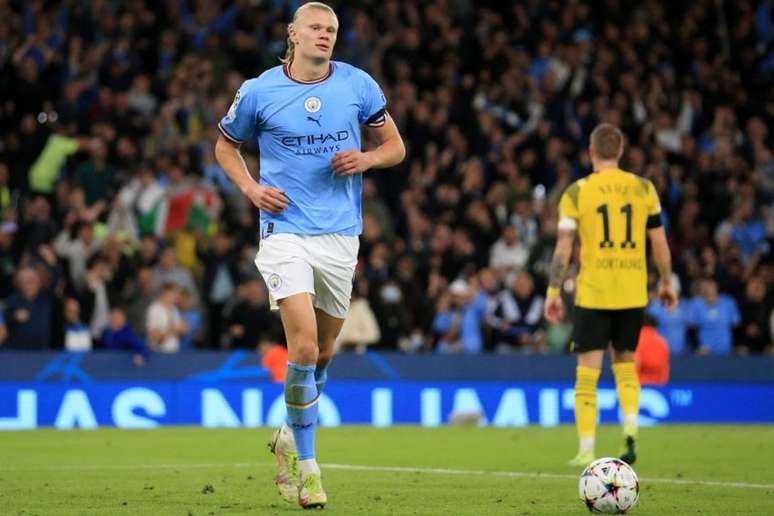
top-left (590, 123), bottom-right (624, 161)
top-left (280, 2), bottom-right (338, 64)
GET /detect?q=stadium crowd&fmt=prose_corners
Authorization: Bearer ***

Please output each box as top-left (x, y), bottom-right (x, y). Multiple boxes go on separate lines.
top-left (0, 0), bottom-right (772, 357)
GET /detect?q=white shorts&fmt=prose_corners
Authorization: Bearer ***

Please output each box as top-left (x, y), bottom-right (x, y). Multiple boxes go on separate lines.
top-left (254, 233), bottom-right (359, 319)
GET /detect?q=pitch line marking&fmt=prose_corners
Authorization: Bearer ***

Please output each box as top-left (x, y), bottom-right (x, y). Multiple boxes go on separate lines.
top-left (322, 463), bottom-right (774, 491)
top-left (4, 462), bottom-right (773, 490)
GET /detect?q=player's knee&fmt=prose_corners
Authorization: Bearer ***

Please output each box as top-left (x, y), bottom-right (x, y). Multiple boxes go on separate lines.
top-left (317, 345), bottom-right (334, 368)
top-left (293, 346), bottom-right (319, 365)
top-left (289, 336), bottom-right (319, 364)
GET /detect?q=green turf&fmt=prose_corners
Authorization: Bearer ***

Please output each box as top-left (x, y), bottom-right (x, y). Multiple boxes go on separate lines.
top-left (1, 425), bottom-right (773, 515)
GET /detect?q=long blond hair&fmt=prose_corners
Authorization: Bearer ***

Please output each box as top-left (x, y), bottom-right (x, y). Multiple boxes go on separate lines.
top-left (280, 2), bottom-right (338, 64)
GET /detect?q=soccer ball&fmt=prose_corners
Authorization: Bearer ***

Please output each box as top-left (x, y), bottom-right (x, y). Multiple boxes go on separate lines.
top-left (578, 457), bottom-right (640, 513)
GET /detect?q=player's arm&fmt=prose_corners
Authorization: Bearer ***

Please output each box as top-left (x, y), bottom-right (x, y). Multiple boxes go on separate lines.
top-left (543, 223), bottom-right (576, 324)
top-left (647, 223), bottom-right (678, 310)
top-left (331, 112), bottom-right (405, 175)
top-left (214, 135), bottom-right (288, 214)
top-left (644, 177), bottom-right (677, 310)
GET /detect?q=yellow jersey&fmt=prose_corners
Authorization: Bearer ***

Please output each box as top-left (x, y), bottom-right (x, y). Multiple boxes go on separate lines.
top-left (558, 168), bottom-right (662, 309)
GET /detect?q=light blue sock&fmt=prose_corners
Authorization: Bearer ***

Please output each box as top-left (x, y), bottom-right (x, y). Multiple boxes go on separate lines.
top-left (315, 365), bottom-right (328, 396)
top-left (285, 362), bottom-right (319, 460)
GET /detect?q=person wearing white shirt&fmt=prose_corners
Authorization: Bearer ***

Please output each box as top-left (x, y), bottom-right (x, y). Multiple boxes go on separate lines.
top-left (489, 224), bottom-right (529, 278)
top-left (145, 283), bottom-right (187, 353)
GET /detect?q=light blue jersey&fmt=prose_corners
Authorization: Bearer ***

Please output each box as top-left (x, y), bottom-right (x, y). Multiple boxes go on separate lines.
top-left (219, 61), bottom-right (387, 237)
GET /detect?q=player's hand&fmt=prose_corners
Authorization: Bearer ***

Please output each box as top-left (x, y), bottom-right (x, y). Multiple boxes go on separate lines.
top-left (244, 183), bottom-right (288, 214)
top-left (543, 296), bottom-right (565, 324)
top-left (331, 150), bottom-right (374, 176)
top-left (658, 280), bottom-right (678, 311)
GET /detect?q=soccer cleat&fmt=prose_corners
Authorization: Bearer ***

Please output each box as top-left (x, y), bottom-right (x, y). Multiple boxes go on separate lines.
top-left (619, 436), bottom-right (637, 465)
top-left (568, 450), bottom-right (595, 467)
top-left (298, 472), bottom-right (327, 509)
top-left (268, 425), bottom-right (299, 503)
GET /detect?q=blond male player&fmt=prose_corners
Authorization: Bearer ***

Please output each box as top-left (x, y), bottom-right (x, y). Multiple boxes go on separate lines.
top-left (215, 1), bottom-right (405, 507)
top-left (544, 123), bottom-right (677, 467)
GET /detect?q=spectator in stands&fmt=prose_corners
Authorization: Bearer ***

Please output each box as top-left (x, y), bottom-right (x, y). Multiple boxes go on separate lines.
top-left (134, 234), bottom-right (160, 269)
top-left (226, 277), bottom-right (276, 350)
top-left (102, 307), bottom-right (149, 367)
top-left (527, 212), bottom-right (558, 288)
top-left (62, 297), bottom-right (91, 352)
top-left (371, 280), bottom-right (411, 349)
top-left (486, 271), bottom-right (545, 353)
top-left (153, 245), bottom-right (200, 308)
top-left (27, 127), bottom-right (94, 196)
top-left (74, 138), bottom-right (115, 206)
top-left (473, 267), bottom-right (500, 350)
top-left (18, 196), bottom-right (57, 255)
top-left (635, 313), bottom-right (670, 385)
top-left (489, 224), bottom-right (529, 279)
top-left (3, 267), bottom-right (53, 349)
top-left (199, 230), bottom-right (239, 348)
top-left (178, 288), bottom-right (203, 350)
top-left (124, 266), bottom-right (156, 337)
top-left (432, 278), bottom-right (486, 353)
top-left (109, 165), bottom-right (166, 240)
top-left (737, 276), bottom-right (772, 355)
top-left (509, 195), bottom-right (539, 250)
top-left (100, 235), bottom-right (133, 304)
top-left (690, 278), bottom-right (741, 355)
top-left (336, 277), bottom-right (381, 353)
top-left (715, 201), bottom-right (769, 264)
top-left (78, 255), bottom-right (111, 345)
top-left (146, 282), bottom-right (186, 353)
top-left (63, 183), bottom-right (108, 226)
top-left (647, 290), bottom-right (693, 354)
top-left (53, 216), bottom-right (101, 291)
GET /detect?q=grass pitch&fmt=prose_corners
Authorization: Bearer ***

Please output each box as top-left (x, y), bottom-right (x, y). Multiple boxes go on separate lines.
top-left (1, 425), bottom-right (773, 515)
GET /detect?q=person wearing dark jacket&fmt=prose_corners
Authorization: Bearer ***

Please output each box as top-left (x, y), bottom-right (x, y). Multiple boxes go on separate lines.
top-left (198, 231), bottom-right (240, 348)
top-left (3, 267), bottom-right (53, 349)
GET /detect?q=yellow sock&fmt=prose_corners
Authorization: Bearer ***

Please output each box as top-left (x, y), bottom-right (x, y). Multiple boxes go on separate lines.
top-left (613, 362), bottom-right (640, 438)
top-left (574, 366), bottom-right (601, 453)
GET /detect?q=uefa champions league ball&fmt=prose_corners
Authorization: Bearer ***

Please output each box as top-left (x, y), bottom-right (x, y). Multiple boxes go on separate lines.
top-left (578, 457), bottom-right (640, 513)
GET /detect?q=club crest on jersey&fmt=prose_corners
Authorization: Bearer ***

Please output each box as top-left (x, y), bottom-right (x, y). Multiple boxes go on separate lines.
top-left (226, 89), bottom-right (241, 121)
top-left (268, 273), bottom-right (282, 291)
top-left (304, 96), bottom-right (322, 113)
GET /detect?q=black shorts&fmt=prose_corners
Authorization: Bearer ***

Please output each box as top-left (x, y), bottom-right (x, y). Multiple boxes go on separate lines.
top-left (570, 306), bottom-right (645, 353)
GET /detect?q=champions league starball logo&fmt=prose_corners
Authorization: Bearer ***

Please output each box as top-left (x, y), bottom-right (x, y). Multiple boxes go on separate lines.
top-left (304, 96), bottom-right (321, 113)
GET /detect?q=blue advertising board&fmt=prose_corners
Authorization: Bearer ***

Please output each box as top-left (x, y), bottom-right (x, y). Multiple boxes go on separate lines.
top-left (1, 352), bottom-right (772, 430)
top-left (1, 381), bottom-right (773, 430)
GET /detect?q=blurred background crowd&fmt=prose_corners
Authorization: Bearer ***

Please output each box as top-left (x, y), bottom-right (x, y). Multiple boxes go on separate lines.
top-left (0, 0), bottom-right (772, 358)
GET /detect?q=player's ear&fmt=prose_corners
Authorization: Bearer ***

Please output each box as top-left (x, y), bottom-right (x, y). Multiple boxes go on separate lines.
top-left (288, 23), bottom-right (298, 44)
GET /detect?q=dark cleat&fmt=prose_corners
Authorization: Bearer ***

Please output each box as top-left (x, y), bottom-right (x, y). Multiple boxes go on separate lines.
top-left (619, 436), bottom-right (637, 465)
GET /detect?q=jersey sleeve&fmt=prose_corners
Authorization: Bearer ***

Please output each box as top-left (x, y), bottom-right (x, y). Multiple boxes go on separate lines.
top-left (646, 180), bottom-right (662, 215)
top-left (218, 81), bottom-right (258, 143)
top-left (646, 180), bottom-right (663, 228)
top-left (358, 71), bottom-right (387, 127)
top-left (557, 182), bottom-right (580, 229)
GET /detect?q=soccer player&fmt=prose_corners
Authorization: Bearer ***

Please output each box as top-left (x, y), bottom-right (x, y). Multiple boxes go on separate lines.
top-left (214, 2), bottom-right (405, 508)
top-left (543, 124), bottom-right (677, 467)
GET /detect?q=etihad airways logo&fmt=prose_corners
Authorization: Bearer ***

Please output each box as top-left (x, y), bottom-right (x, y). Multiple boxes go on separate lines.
top-left (280, 130), bottom-right (351, 156)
